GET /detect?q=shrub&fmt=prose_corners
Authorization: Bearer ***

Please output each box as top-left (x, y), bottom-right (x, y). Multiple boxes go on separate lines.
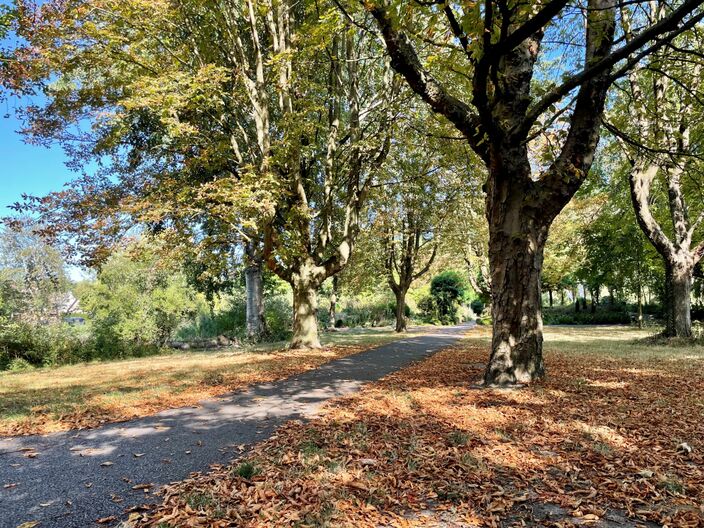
top-left (264, 295), bottom-right (293, 341)
top-left (542, 306), bottom-right (631, 325)
top-left (470, 299), bottom-right (485, 317)
top-left (7, 357), bottom-right (34, 372)
top-left (339, 295), bottom-right (395, 327)
top-left (430, 271), bottom-right (469, 325)
top-left (0, 320), bottom-right (96, 370)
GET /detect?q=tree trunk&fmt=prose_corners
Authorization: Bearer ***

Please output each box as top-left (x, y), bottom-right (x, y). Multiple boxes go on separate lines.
top-left (664, 259), bottom-right (693, 338)
top-left (394, 288), bottom-right (408, 332)
top-left (245, 261), bottom-right (266, 340)
top-left (483, 184), bottom-right (547, 386)
top-left (548, 289), bottom-right (553, 307)
top-left (672, 271), bottom-right (692, 338)
top-left (560, 289), bottom-right (565, 306)
top-left (291, 274), bottom-right (321, 349)
top-left (328, 276), bottom-right (338, 329)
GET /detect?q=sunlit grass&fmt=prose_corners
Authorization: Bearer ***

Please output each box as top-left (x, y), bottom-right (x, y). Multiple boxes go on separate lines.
top-left (468, 324), bottom-right (704, 361)
top-left (0, 325), bottom-right (425, 436)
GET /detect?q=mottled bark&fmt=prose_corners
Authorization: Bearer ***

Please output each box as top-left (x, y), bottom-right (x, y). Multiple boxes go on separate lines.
top-left (394, 288), bottom-right (408, 332)
top-left (290, 264), bottom-right (322, 349)
top-left (484, 167), bottom-right (548, 385)
top-left (245, 261), bottom-right (266, 340)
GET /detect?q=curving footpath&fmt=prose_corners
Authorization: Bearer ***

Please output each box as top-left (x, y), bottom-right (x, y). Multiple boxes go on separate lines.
top-left (0, 324), bottom-right (470, 528)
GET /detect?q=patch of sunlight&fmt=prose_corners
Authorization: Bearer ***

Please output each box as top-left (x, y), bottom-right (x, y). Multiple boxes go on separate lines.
top-left (587, 379), bottom-right (628, 389)
top-left (474, 442), bottom-right (546, 471)
top-left (574, 421), bottom-right (631, 449)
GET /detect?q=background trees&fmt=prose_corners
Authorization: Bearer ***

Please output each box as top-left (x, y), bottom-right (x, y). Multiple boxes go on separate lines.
top-left (2, 0), bottom-right (399, 349)
top-left (366, 0), bottom-right (704, 385)
top-left (608, 20), bottom-right (704, 338)
top-left (2, 0), bottom-right (704, 377)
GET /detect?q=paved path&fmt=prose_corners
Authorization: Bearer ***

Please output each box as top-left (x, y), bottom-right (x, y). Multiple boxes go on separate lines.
top-left (0, 325), bottom-right (469, 528)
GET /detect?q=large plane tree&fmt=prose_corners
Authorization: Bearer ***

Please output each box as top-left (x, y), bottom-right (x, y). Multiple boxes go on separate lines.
top-left (2, 0), bottom-right (397, 348)
top-left (364, 0), bottom-right (704, 385)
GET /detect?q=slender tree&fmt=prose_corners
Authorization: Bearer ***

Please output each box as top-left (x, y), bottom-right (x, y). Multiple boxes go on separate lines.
top-left (364, 0), bottom-right (704, 384)
top-left (608, 6), bottom-right (704, 337)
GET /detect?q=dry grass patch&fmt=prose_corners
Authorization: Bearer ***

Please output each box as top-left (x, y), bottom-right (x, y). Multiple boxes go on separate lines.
top-left (130, 326), bottom-right (704, 527)
top-left (0, 327), bottom-right (422, 436)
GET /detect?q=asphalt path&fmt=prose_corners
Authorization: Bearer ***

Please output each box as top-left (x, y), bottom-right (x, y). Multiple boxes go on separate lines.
top-left (0, 324), bottom-right (470, 528)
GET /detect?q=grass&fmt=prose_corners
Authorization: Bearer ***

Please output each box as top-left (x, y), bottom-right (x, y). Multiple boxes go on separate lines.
top-left (0, 326), bottom-right (427, 436)
top-left (129, 325), bottom-right (704, 528)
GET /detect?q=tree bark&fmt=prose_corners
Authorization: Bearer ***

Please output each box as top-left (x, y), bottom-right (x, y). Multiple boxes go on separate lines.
top-left (328, 276), bottom-right (338, 329)
top-left (548, 289), bottom-right (553, 307)
top-left (394, 288), bottom-right (408, 332)
top-left (245, 261), bottom-right (266, 340)
top-left (291, 273), bottom-right (321, 349)
top-left (664, 258), bottom-right (693, 338)
top-left (483, 175), bottom-right (548, 386)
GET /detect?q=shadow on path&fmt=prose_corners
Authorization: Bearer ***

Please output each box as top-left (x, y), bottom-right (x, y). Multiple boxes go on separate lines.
top-left (0, 324), bottom-right (470, 528)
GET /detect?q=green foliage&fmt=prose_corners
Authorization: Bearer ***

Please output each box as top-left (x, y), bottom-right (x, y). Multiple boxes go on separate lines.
top-left (0, 226), bottom-right (69, 323)
top-left (176, 289), bottom-right (292, 343)
top-left (79, 250), bottom-right (201, 356)
top-left (337, 294), bottom-right (396, 328)
top-left (429, 271), bottom-right (469, 325)
top-left (542, 306), bottom-right (631, 325)
top-left (0, 320), bottom-right (94, 370)
top-left (470, 299), bottom-right (485, 317)
top-left (233, 461), bottom-right (259, 480)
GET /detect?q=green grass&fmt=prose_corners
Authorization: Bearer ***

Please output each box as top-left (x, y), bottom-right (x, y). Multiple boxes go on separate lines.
top-left (467, 324), bottom-right (704, 360)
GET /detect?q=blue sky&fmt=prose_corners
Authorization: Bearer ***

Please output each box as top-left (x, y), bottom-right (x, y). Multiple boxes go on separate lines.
top-left (0, 110), bottom-right (77, 216)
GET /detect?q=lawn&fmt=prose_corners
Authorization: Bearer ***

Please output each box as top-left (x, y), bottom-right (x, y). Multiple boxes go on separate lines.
top-left (0, 326), bottom-right (425, 436)
top-left (130, 325), bottom-right (704, 527)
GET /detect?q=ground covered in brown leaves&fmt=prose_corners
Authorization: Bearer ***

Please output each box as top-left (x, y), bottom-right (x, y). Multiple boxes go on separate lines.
top-left (130, 327), bottom-right (704, 528)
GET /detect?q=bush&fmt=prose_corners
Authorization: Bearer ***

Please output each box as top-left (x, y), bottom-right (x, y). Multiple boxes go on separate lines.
top-left (430, 271), bottom-right (469, 325)
top-left (542, 306), bottom-right (631, 325)
top-left (7, 357), bottom-right (34, 372)
top-left (470, 299), bottom-right (485, 317)
top-left (264, 295), bottom-right (293, 341)
top-left (417, 295), bottom-right (438, 323)
top-left (177, 292), bottom-right (292, 343)
top-left (0, 320), bottom-right (96, 370)
top-left (339, 295), bottom-right (395, 327)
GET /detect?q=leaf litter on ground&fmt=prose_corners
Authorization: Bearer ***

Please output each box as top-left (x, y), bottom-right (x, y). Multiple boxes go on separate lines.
top-left (122, 336), bottom-right (703, 527)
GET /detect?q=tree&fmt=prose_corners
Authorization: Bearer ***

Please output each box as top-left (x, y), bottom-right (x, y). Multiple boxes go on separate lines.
top-left (261, 16), bottom-right (398, 348)
top-left (380, 134), bottom-right (463, 332)
top-left (2, 0), bottom-right (397, 349)
top-left (80, 246), bottom-right (201, 354)
top-left (0, 225), bottom-right (69, 324)
top-left (364, 0), bottom-right (704, 384)
top-left (607, 9), bottom-right (704, 337)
